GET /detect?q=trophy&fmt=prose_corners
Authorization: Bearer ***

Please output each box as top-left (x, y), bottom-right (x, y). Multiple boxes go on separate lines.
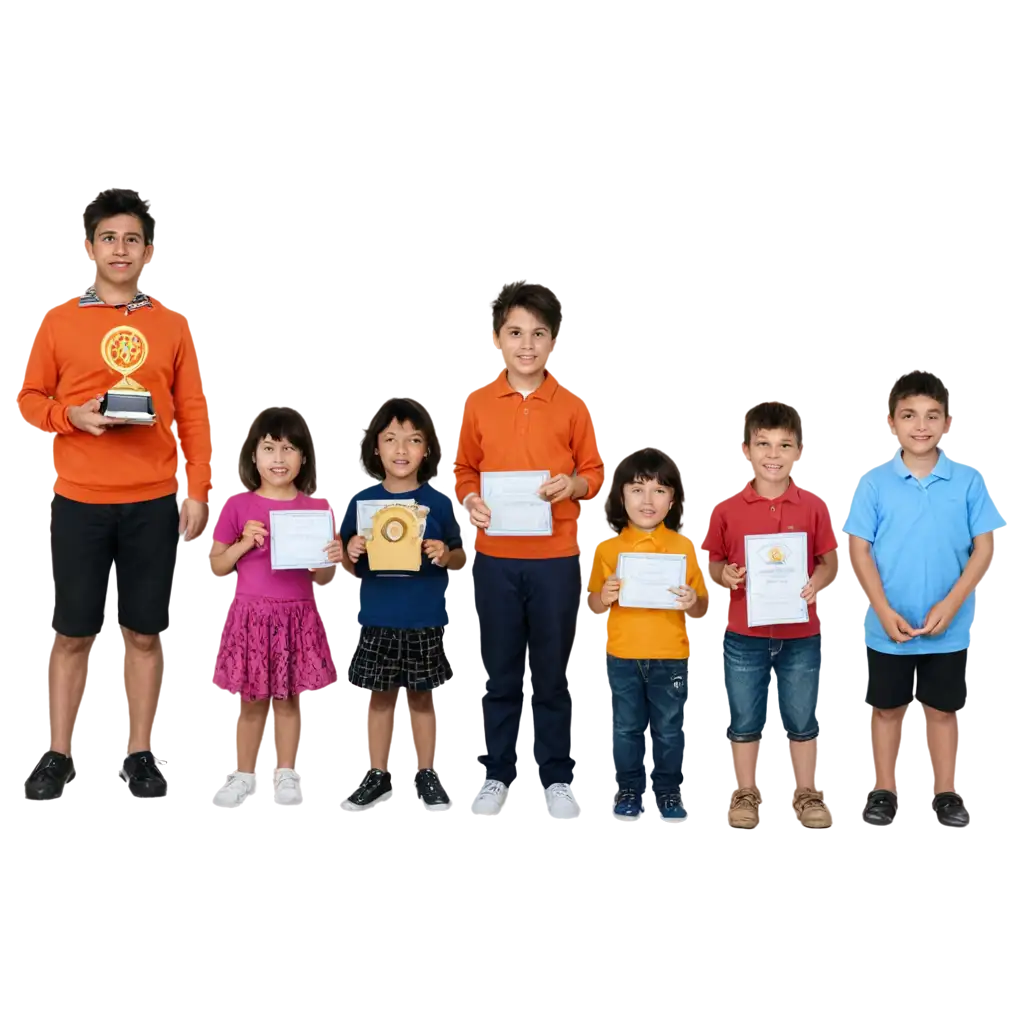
top-left (98, 325), bottom-right (156, 425)
top-left (366, 503), bottom-right (428, 572)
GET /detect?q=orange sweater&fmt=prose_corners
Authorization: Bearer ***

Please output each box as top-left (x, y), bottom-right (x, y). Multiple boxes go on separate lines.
top-left (454, 371), bottom-right (604, 558)
top-left (18, 296), bottom-right (212, 504)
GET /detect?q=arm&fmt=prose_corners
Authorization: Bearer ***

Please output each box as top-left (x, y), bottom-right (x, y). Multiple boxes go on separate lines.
top-left (210, 538), bottom-right (251, 577)
top-left (311, 565), bottom-right (337, 585)
top-left (17, 317), bottom-right (75, 434)
top-left (848, 536), bottom-right (914, 643)
top-left (172, 319), bottom-right (213, 504)
top-left (453, 398), bottom-right (482, 506)
top-left (569, 402), bottom-right (604, 501)
top-left (709, 560), bottom-right (745, 589)
top-left (916, 532), bottom-right (995, 636)
top-left (801, 549), bottom-right (839, 604)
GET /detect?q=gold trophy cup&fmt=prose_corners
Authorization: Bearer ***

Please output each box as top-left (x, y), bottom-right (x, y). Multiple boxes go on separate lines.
top-left (98, 326), bottom-right (156, 425)
top-left (366, 504), bottom-right (427, 572)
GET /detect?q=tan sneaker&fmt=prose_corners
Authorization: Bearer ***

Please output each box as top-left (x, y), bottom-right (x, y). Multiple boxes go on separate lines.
top-left (728, 787), bottom-right (761, 828)
top-left (793, 788), bottom-right (832, 828)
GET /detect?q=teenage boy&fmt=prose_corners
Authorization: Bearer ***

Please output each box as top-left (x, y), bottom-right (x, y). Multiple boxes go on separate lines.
top-left (455, 281), bottom-right (604, 818)
top-left (844, 371), bottom-right (1003, 827)
top-left (17, 189), bottom-right (212, 800)
top-left (703, 402), bottom-right (838, 829)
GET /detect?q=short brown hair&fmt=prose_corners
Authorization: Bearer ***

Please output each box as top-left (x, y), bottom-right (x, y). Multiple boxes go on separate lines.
top-left (743, 402), bottom-right (802, 447)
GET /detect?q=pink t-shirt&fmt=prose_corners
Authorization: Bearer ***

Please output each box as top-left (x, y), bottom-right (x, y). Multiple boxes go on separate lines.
top-left (213, 491), bottom-right (333, 602)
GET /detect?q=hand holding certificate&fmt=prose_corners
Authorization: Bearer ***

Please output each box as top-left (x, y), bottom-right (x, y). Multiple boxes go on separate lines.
top-left (616, 553), bottom-right (687, 610)
top-left (481, 471), bottom-right (553, 537)
top-left (269, 509), bottom-right (335, 570)
top-left (744, 532), bottom-right (809, 627)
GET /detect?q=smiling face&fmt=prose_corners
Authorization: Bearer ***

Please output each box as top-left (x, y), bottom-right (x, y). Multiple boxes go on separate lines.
top-left (623, 477), bottom-right (675, 532)
top-left (377, 418), bottom-right (426, 485)
top-left (254, 435), bottom-right (303, 491)
top-left (743, 428), bottom-right (802, 487)
top-left (889, 394), bottom-right (950, 458)
top-left (493, 306), bottom-right (556, 386)
top-left (85, 214), bottom-right (152, 292)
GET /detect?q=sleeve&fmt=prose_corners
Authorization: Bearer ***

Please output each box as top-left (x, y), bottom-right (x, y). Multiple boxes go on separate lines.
top-left (685, 540), bottom-right (709, 599)
top-left (813, 500), bottom-right (839, 557)
top-left (966, 471), bottom-right (1006, 538)
top-left (171, 317), bottom-right (213, 502)
top-left (453, 396), bottom-right (482, 504)
top-left (339, 497), bottom-right (359, 544)
top-left (16, 314), bottom-right (75, 435)
top-left (571, 400), bottom-right (604, 500)
top-left (842, 475), bottom-right (879, 542)
top-left (441, 496), bottom-right (463, 551)
top-left (212, 495), bottom-right (240, 545)
top-left (702, 505), bottom-right (729, 562)
top-left (587, 545), bottom-right (612, 593)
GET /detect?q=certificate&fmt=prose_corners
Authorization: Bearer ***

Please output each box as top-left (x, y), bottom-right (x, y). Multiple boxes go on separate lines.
top-left (356, 498), bottom-right (419, 535)
top-left (616, 552), bottom-right (687, 610)
top-left (482, 471), bottom-right (553, 537)
top-left (269, 510), bottom-right (335, 570)
top-left (744, 533), bottom-right (809, 627)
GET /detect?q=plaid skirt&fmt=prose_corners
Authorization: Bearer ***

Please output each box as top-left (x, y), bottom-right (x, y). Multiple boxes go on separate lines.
top-left (348, 626), bottom-right (452, 692)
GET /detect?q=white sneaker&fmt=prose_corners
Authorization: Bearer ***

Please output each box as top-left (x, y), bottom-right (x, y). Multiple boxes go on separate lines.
top-left (213, 771), bottom-right (256, 808)
top-left (471, 779), bottom-right (509, 816)
top-left (274, 768), bottom-right (303, 805)
top-left (545, 782), bottom-right (580, 819)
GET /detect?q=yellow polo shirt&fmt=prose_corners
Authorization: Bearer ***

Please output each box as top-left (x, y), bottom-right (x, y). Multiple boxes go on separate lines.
top-left (588, 524), bottom-right (708, 659)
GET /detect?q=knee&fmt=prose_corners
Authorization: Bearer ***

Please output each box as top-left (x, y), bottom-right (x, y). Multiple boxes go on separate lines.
top-left (54, 633), bottom-right (95, 656)
top-left (369, 690), bottom-right (399, 713)
top-left (407, 690), bottom-right (433, 713)
top-left (922, 703), bottom-right (956, 723)
top-left (873, 704), bottom-right (908, 723)
top-left (240, 698), bottom-right (270, 719)
top-left (122, 628), bottom-right (161, 654)
top-left (273, 695), bottom-right (299, 716)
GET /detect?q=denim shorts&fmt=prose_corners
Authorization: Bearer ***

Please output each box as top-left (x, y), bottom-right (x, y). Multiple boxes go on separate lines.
top-left (722, 631), bottom-right (821, 742)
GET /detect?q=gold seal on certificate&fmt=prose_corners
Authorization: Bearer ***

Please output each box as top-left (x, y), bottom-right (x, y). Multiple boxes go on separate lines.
top-left (99, 325), bottom-right (156, 425)
top-left (366, 503), bottom-right (427, 572)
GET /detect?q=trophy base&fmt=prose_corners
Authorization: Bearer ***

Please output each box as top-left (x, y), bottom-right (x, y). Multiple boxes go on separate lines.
top-left (100, 390), bottom-right (156, 425)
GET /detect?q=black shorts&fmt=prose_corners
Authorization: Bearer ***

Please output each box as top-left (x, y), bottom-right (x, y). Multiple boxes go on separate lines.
top-left (866, 647), bottom-right (968, 712)
top-left (51, 494), bottom-right (179, 637)
top-left (348, 626), bottom-right (452, 692)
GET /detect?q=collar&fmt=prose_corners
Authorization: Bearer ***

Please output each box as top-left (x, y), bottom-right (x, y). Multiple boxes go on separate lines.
top-left (741, 479), bottom-right (801, 504)
top-left (890, 448), bottom-right (950, 481)
top-left (490, 369), bottom-right (558, 402)
top-left (79, 285), bottom-right (152, 310)
top-left (622, 522), bottom-right (670, 547)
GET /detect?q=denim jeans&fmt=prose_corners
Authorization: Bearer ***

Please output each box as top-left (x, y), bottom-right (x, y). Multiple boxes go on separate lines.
top-left (607, 655), bottom-right (688, 795)
top-left (722, 631), bottom-right (820, 742)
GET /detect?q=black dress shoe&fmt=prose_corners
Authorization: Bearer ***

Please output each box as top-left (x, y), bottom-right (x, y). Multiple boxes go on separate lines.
top-left (863, 789), bottom-right (898, 825)
top-left (25, 750), bottom-right (76, 800)
top-left (341, 769), bottom-right (392, 810)
top-left (119, 751), bottom-right (167, 797)
top-left (415, 768), bottom-right (451, 810)
top-left (933, 792), bottom-right (970, 827)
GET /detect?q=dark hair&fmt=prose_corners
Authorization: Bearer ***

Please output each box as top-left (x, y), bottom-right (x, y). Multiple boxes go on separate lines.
top-left (84, 189), bottom-right (155, 245)
top-left (238, 407), bottom-right (317, 494)
top-left (605, 448), bottom-right (685, 533)
top-left (360, 398), bottom-right (441, 483)
top-left (888, 370), bottom-right (949, 418)
top-left (492, 281), bottom-right (562, 339)
top-left (743, 402), bottom-right (803, 448)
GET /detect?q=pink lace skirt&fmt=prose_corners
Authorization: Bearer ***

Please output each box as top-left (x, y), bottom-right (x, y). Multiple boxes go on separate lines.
top-left (213, 596), bottom-right (337, 702)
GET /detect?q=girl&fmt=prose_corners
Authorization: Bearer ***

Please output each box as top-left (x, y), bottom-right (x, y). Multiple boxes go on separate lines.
top-left (337, 398), bottom-right (465, 812)
top-left (209, 407), bottom-right (340, 807)
top-left (586, 448), bottom-right (709, 822)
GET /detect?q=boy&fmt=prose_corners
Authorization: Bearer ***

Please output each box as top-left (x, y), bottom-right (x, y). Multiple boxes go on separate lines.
top-left (587, 448), bottom-right (709, 823)
top-left (844, 371), bottom-right (1003, 827)
top-left (455, 281), bottom-right (604, 818)
top-left (703, 402), bottom-right (838, 829)
top-left (17, 188), bottom-right (212, 800)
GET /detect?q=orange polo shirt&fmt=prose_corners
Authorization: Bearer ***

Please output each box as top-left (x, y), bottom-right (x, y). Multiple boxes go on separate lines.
top-left (588, 524), bottom-right (708, 659)
top-left (454, 370), bottom-right (604, 559)
top-left (17, 294), bottom-right (212, 504)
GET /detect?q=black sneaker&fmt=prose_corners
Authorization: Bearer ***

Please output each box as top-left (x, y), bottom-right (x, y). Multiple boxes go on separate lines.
top-left (25, 750), bottom-right (76, 800)
top-left (119, 751), bottom-right (167, 798)
top-left (933, 791), bottom-right (970, 827)
top-left (415, 768), bottom-right (451, 810)
top-left (862, 788), bottom-right (897, 825)
top-left (341, 769), bottom-right (392, 811)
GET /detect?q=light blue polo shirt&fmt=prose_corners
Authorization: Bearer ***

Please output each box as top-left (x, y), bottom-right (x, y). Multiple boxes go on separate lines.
top-left (843, 449), bottom-right (1004, 655)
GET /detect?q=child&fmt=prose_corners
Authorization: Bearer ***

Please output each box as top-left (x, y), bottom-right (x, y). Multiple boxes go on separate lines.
top-left (844, 371), bottom-right (1003, 827)
top-left (339, 398), bottom-right (465, 812)
top-left (455, 281), bottom-right (604, 818)
top-left (588, 449), bottom-right (708, 822)
top-left (209, 408), bottom-right (338, 807)
top-left (702, 402), bottom-right (838, 829)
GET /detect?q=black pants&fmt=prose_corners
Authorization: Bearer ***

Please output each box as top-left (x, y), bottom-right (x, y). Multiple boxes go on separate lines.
top-left (473, 553), bottom-right (581, 787)
top-left (51, 494), bottom-right (179, 637)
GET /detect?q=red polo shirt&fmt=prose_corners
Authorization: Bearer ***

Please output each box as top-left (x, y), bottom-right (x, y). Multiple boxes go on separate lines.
top-left (702, 480), bottom-right (837, 639)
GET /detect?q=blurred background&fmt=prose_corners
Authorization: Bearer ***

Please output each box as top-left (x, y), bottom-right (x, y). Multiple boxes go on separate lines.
top-left (6, 8), bottom-right (1024, 823)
